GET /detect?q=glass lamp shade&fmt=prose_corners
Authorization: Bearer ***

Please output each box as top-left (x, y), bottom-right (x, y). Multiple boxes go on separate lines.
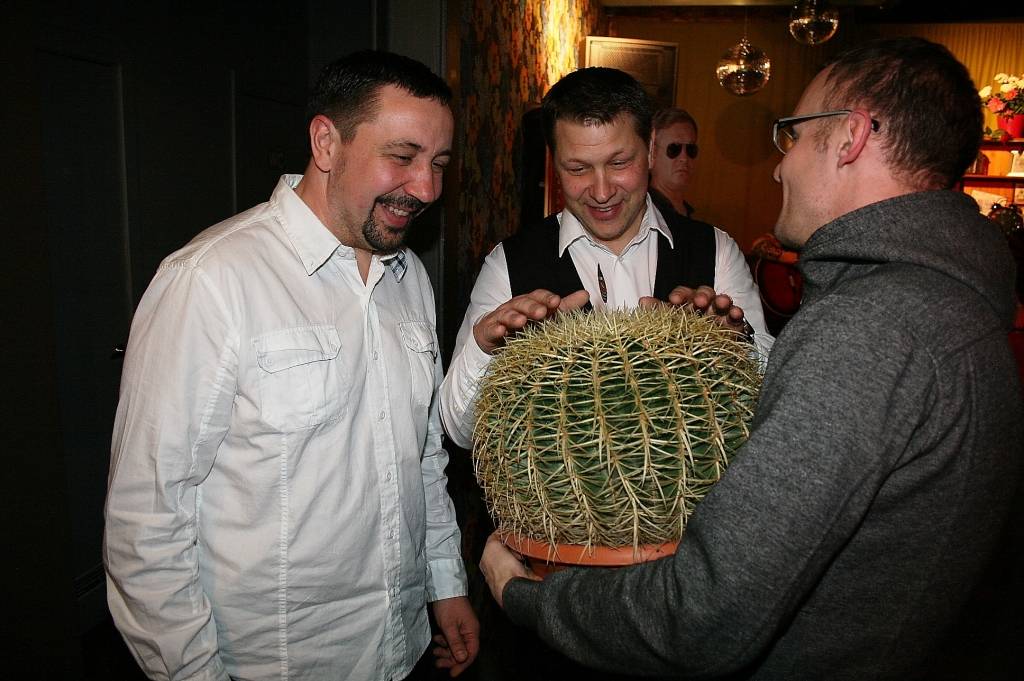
top-left (716, 38), bottom-right (771, 96)
top-left (789, 0), bottom-right (839, 46)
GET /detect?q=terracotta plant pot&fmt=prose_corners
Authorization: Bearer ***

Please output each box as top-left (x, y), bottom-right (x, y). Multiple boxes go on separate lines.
top-left (503, 533), bottom-right (678, 578)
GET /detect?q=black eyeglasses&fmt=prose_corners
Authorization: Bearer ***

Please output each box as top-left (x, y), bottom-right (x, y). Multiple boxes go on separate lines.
top-left (771, 110), bottom-right (880, 155)
top-left (666, 142), bottom-right (698, 160)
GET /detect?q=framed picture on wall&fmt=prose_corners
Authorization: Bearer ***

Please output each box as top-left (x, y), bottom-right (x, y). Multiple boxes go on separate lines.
top-left (584, 36), bottom-right (678, 110)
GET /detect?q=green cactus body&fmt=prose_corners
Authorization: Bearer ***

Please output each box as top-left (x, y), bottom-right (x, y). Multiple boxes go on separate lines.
top-left (473, 307), bottom-right (762, 550)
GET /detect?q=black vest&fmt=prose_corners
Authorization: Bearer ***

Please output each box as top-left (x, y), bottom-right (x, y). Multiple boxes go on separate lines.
top-left (504, 198), bottom-right (716, 301)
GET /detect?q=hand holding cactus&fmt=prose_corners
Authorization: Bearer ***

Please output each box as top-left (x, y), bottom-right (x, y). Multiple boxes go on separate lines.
top-left (473, 288), bottom-right (590, 354)
top-left (641, 284), bottom-right (752, 338)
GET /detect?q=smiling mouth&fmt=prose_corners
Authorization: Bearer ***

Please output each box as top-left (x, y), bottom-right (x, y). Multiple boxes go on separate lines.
top-left (378, 195), bottom-right (425, 216)
top-left (588, 203), bottom-right (623, 218)
top-left (382, 203), bottom-right (412, 218)
top-left (376, 196), bottom-right (427, 228)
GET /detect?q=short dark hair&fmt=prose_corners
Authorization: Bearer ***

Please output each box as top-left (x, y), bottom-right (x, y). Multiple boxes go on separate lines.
top-left (541, 67), bottom-right (653, 152)
top-left (820, 37), bottom-right (981, 190)
top-left (652, 107), bottom-right (698, 138)
top-left (307, 50), bottom-right (452, 142)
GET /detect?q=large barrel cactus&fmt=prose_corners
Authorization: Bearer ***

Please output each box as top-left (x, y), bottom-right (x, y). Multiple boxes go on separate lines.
top-left (473, 307), bottom-right (762, 550)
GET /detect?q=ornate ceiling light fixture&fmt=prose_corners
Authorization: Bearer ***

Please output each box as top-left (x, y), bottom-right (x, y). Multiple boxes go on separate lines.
top-left (716, 14), bottom-right (771, 97)
top-left (789, 0), bottom-right (840, 45)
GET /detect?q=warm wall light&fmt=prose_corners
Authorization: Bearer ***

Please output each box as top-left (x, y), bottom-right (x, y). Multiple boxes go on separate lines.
top-left (544, 0), bottom-right (579, 90)
top-left (789, 0), bottom-right (839, 45)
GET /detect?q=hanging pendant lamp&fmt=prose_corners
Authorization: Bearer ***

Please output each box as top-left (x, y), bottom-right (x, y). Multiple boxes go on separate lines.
top-left (717, 36), bottom-right (771, 97)
top-left (789, 0), bottom-right (839, 46)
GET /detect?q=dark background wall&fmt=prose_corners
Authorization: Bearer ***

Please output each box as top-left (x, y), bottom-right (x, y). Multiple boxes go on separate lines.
top-left (1, 1), bottom-right (445, 677)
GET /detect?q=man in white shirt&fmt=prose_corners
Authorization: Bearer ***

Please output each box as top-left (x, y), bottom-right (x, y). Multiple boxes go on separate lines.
top-left (440, 67), bottom-right (773, 449)
top-left (104, 50), bottom-right (478, 681)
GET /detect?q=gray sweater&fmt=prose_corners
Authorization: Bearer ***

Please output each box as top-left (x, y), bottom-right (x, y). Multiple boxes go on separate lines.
top-left (503, 191), bottom-right (1023, 679)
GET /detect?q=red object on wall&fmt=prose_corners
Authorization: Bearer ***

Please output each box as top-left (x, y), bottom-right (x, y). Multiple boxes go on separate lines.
top-left (755, 258), bottom-right (803, 317)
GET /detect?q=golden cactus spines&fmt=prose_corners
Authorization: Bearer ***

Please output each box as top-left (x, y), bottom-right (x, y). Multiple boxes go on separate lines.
top-left (473, 306), bottom-right (762, 550)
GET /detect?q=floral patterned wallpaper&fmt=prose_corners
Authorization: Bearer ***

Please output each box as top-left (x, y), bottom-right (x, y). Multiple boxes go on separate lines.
top-left (454, 0), bottom-right (605, 310)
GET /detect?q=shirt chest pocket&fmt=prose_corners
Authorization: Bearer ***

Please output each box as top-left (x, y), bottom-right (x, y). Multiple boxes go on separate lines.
top-left (399, 321), bottom-right (437, 411)
top-left (253, 325), bottom-right (347, 431)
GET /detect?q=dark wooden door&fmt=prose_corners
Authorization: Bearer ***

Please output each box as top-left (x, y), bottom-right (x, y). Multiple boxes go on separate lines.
top-left (37, 47), bottom-right (135, 633)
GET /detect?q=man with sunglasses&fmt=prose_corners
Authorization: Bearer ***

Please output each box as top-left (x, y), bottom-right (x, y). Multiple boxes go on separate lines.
top-left (479, 37), bottom-right (1021, 679)
top-left (440, 67), bottom-right (772, 450)
top-left (649, 107), bottom-right (701, 220)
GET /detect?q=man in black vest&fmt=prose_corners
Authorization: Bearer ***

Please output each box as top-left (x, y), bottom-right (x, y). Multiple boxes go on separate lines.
top-left (439, 67), bottom-right (772, 449)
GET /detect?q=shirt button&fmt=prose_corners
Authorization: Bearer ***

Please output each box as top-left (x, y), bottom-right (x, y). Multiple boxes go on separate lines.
top-left (373, 351), bottom-right (379, 361)
top-left (385, 471), bottom-right (392, 481)
top-left (379, 410), bottom-right (386, 421)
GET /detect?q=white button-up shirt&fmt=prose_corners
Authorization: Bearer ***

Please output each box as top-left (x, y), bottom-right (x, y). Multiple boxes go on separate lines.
top-left (440, 196), bottom-right (774, 449)
top-left (105, 175), bottom-right (466, 681)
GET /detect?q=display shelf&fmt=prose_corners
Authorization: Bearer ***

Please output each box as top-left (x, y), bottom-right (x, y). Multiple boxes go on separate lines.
top-left (960, 139), bottom-right (1024, 203)
top-left (981, 139), bottom-right (1024, 150)
top-left (962, 174), bottom-right (1024, 185)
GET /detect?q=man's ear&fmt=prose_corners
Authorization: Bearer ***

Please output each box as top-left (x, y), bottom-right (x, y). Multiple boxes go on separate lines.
top-left (309, 114), bottom-right (338, 173)
top-left (648, 130), bottom-right (657, 167)
top-left (837, 110), bottom-right (872, 168)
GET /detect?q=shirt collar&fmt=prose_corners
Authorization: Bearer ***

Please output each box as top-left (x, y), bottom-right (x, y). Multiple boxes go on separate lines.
top-left (556, 193), bottom-right (674, 256)
top-left (270, 174), bottom-right (407, 281)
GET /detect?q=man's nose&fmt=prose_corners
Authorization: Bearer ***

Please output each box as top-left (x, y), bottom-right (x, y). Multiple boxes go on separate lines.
top-left (406, 165), bottom-right (441, 204)
top-left (590, 170), bottom-right (612, 203)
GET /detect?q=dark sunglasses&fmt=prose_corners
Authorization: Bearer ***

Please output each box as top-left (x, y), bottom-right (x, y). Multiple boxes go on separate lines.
top-left (666, 142), bottom-right (698, 160)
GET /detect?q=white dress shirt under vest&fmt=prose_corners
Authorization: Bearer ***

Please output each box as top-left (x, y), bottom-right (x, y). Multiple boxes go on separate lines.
top-left (440, 194), bottom-right (774, 449)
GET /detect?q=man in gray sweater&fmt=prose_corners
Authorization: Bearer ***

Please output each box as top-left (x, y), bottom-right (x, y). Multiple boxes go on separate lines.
top-left (478, 37), bottom-right (1022, 679)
